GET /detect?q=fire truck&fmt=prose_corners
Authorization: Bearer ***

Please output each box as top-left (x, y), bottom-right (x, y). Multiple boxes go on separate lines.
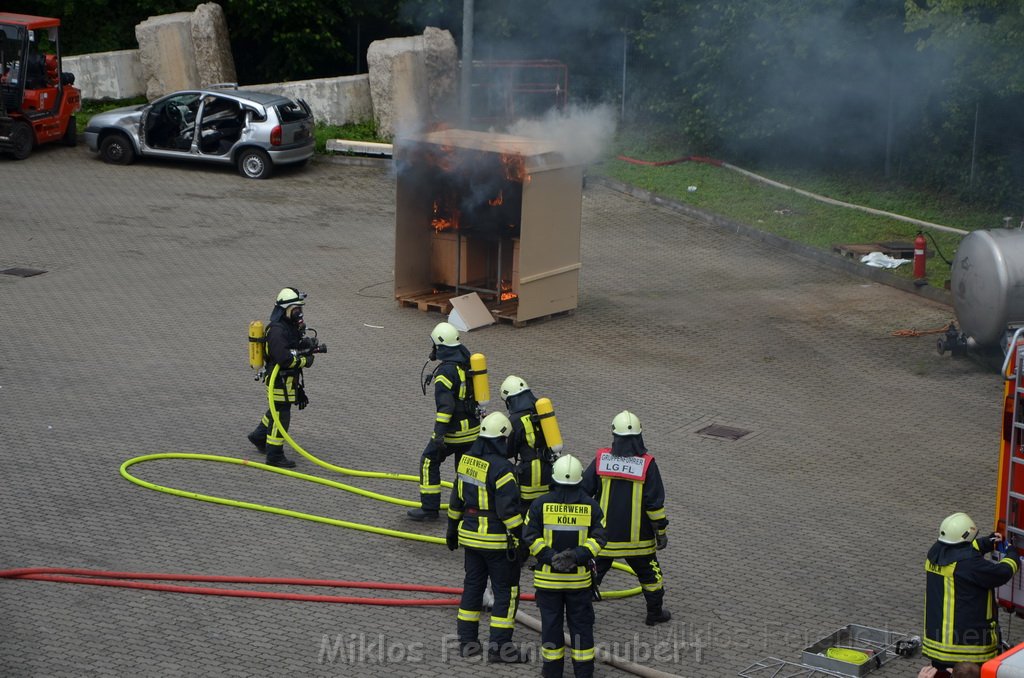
top-left (0, 12), bottom-right (80, 159)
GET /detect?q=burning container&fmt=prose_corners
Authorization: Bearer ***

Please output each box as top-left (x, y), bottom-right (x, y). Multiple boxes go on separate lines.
top-left (394, 129), bottom-right (583, 325)
top-left (939, 229), bottom-right (1024, 357)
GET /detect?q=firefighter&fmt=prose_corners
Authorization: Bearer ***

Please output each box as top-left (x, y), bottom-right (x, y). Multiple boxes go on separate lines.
top-left (500, 375), bottom-right (556, 515)
top-left (446, 411), bottom-right (529, 663)
top-left (247, 287), bottom-right (320, 468)
top-left (582, 409), bottom-right (671, 626)
top-left (407, 321), bottom-right (482, 521)
top-left (923, 512), bottom-right (1020, 670)
top-left (524, 454), bottom-right (607, 678)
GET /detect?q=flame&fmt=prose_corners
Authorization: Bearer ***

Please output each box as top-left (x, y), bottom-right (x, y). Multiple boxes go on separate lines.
top-left (488, 190), bottom-right (504, 207)
top-left (500, 280), bottom-right (517, 302)
top-left (432, 200), bottom-right (460, 232)
top-left (500, 153), bottom-right (530, 184)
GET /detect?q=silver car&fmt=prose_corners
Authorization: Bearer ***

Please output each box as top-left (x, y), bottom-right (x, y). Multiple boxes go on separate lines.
top-left (83, 86), bottom-right (314, 179)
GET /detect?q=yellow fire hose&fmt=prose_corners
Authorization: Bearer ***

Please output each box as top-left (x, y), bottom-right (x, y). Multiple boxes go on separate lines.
top-left (119, 363), bottom-right (642, 598)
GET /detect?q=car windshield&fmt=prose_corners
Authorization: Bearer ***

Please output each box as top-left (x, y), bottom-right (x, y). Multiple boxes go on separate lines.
top-left (275, 99), bottom-right (310, 123)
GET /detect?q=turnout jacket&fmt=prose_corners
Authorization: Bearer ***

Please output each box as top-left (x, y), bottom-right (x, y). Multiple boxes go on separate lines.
top-left (447, 439), bottom-right (524, 550)
top-left (431, 346), bottom-right (480, 445)
top-left (524, 484), bottom-right (607, 590)
top-left (581, 447), bottom-right (668, 558)
top-left (507, 391), bottom-right (554, 505)
top-left (263, 316), bottom-right (313, 403)
top-left (923, 538), bottom-right (1018, 664)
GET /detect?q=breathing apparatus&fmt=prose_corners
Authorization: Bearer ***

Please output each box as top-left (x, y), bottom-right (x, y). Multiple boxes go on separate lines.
top-left (249, 288), bottom-right (326, 381)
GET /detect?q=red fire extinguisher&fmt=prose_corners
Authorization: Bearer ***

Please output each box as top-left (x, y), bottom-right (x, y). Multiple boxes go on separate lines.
top-left (913, 231), bottom-right (927, 280)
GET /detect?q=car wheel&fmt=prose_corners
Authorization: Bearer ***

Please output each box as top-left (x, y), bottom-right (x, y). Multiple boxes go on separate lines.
top-left (10, 121), bottom-right (33, 160)
top-left (237, 147), bottom-right (273, 179)
top-left (62, 116), bottom-right (77, 147)
top-left (99, 133), bottom-right (135, 165)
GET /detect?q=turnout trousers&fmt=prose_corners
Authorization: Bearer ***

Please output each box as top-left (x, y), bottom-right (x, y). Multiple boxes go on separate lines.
top-left (595, 554), bottom-right (666, 609)
top-left (536, 587), bottom-right (595, 678)
top-left (418, 439), bottom-right (473, 511)
top-left (457, 548), bottom-right (521, 649)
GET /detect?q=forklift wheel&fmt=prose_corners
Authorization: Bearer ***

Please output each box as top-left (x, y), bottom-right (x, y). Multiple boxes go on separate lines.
top-left (62, 116), bottom-right (77, 147)
top-left (10, 121), bottom-right (33, 160)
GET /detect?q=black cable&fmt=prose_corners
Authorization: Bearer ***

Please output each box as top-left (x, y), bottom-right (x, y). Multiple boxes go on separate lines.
top-left (357, 279), bottom-right (393, 299)
top-left (923, 231), bottom-right (953, 267)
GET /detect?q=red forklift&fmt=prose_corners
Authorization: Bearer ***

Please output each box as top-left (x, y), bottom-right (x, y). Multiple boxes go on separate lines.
top-left (0, 13), bottom-right (80, 159)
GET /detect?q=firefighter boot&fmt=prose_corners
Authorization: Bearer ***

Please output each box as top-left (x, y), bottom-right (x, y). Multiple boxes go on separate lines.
top-left (265, 444), bottom-right (296, 469)
top-left (644, 589), bottom-right (671, 626)
top-left (247, 429), bottom-right (267, 453)
top-left (406, 508), bottom-right (439, 521)
top-left (457, 619), bottom-right (482, 657)
top-left (541, 658), bottom-right (565, 677)
top-left (488, 642), bottom-right (531, 663)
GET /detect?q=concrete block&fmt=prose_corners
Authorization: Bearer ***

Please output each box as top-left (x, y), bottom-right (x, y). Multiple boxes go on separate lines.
top-left (134, 3), bottom-right (236, 100)
top-left (63, 50), bottom-right (145, 101)
top-left (135, 11), bottom-right (200, 99)
top-left (191, 2), bottom-right (236, 86)
top-left (245, 74), bottom-right (373, 127)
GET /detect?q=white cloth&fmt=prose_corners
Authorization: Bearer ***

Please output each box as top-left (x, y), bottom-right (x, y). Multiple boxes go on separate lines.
top-left (860, 251), bottom-right (910, 269)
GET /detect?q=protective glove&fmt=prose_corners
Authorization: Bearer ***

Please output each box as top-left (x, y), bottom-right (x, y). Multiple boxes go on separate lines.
top-left (431, 437), bottom-right (448, 457)
top-left (517, 540), bottom-right (531, 566)
top-left (656, 531), bottom-right (668, 551)
top-left (296, 388), bottom-right (310, 410)
top-left (551, 549), bottom-right (577, 573)
top-left (303, 354), bottom-right (315, 368)
top-left (446, 521), bottom-right (459, 551)
top-left (1005, 546), bottom-right (1020, 564)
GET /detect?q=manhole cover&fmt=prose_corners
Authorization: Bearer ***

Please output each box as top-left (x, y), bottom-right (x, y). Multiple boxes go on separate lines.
top-left (696, 424), bottom-right (751, 441)
top-left (0, 267), bottom-right (47, 277)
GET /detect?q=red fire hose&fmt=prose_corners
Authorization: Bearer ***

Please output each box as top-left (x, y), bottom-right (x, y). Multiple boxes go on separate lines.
top-left (616, 154), bottom-right (723, 167)
top-left (0, 567), bottom-right (541, 607)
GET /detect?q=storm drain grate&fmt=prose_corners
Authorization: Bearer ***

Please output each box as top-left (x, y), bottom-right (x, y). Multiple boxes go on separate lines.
top-left (0, 267), bottom-right (47, 277)
top-left (696, 424), bottom-right (751, 441)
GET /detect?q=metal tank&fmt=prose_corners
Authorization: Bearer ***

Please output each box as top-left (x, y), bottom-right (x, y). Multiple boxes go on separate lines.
top-left (951, 228), bottom-right (1024, 349)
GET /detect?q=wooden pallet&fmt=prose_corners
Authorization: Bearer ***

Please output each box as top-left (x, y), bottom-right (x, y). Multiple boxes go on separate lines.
top-left (491, 300), bottom-right (574, 328)
top-left (396, 290), bottom-right (458, 314)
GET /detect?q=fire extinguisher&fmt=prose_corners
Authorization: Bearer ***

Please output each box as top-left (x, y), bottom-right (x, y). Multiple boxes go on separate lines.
top-left (913, 231), bottom-right (927, 280)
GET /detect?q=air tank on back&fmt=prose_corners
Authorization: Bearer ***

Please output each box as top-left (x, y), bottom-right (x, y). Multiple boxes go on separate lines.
top-left (948, 228), bottom-right (1024, 354)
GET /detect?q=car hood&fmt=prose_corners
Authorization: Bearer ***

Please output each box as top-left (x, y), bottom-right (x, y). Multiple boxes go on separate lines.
top-left (86, 105), bottom-right (145, 128)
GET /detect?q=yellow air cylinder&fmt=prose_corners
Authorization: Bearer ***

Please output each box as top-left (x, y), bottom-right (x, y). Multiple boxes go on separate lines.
top-left (470, 353), bottom-right (490, 404)
top-left (535, 397), bottom-right (563, 452)
top-left (248, 320), bottom-right (265, 370)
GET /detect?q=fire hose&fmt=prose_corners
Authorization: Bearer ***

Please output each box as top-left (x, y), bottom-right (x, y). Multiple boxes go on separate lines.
top-left (3, 363), bottom-right (687, 677)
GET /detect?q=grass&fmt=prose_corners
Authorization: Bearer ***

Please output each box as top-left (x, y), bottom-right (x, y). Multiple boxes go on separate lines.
top-left (593, 143), bottom-right (1009, 289)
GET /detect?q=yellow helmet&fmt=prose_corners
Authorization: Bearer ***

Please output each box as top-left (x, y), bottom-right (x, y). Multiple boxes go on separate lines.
top-left (430, 321), bottom-right (461, 347)
top-left (500, 375), bottom-right (530, 400)
top-left (938, 512), bottom-right (977, 544)
top-left (612, 410), bottom-right (642, 436)
top-left (551, 455), bottom-right (583, 485)
top-left (479, 411), bottom-right (512, 438)
top-left (276, 287), bottom-right (306, 308)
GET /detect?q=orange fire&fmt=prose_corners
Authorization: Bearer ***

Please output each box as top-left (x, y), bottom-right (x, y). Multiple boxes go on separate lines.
top-left (500, 280), bottom-right (517, 302)
top-left (432, 200), bottom-right (459, 232)
top-left (488, 190), bottom-right (503, 207)
top-left (500, 153), bottom-right (530, 184)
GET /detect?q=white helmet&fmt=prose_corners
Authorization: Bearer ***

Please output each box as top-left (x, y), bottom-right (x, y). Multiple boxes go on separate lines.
top-left (479, 411), bottom-right (512, 438)
top-left (276, 287), bottom-right (306, 308)
top-left (500, 375), bottom-right (530, 400)
top-left (612, 410), bottom-right (642, 436)
top-left (430, 321), bottom-right (461, 347)
top-left (938, 512), bottom-right (978, 544)
top-left (552, 455), bottom-right (583, 485)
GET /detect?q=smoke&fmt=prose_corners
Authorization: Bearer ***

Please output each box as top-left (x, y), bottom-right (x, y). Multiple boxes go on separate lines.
top-left (502, 103), bottom-right (616, 167)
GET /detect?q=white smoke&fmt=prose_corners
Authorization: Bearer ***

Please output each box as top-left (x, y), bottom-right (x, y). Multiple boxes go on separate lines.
top-left (502, 103), bottom-right (617, 167)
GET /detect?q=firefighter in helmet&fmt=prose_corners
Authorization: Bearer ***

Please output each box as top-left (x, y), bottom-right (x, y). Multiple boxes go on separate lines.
top-left (582, 410), bottom-right (671, 626)
top-left (247, 287), bottom-right (322, 468)
top-left (408, 321), bottom-right (481, 521)
top-left (923, 512), bottom-right (1019, 670)
top-left (500, 375), bottom-right (557, 515)
top-left (524, 454), bottom-right (607, 678)
top-left (446, 411), bottom-right (530, 663)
